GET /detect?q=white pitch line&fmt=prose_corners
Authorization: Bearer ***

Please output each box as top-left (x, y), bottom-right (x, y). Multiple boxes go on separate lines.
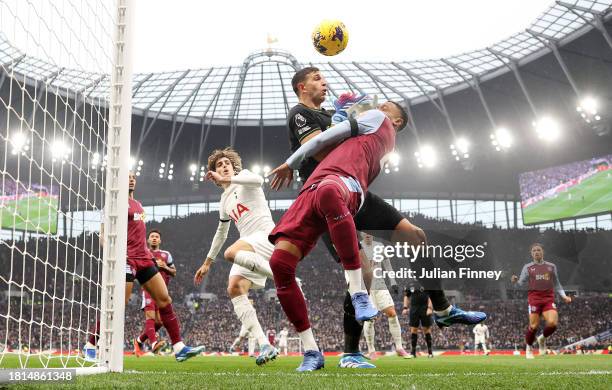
top-left (122, 370), bottom-right (611, 378)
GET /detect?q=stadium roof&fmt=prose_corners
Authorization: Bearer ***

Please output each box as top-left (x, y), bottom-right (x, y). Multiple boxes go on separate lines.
top-left (0, 0), bottom-right (610, 127)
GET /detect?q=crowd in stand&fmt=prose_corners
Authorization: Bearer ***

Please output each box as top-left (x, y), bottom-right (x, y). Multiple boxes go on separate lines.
top-left (1, 210), bottom-right (610, 353)
top-left (518, 159), bottom-right (600, 199)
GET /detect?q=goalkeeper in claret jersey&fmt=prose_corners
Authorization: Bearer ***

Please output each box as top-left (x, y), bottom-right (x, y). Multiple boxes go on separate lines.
top-left (511, 243), bottom-right (572, 359)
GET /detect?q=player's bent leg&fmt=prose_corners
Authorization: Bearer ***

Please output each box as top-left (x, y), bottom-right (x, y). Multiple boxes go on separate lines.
top-left (225, 240), bottom-right (273, 279)
top-left (143, 271), bottom-right (204, 362)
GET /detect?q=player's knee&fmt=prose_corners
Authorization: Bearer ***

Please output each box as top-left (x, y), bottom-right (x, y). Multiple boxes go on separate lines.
top-left (155, 295), bottom-right (172, 309)
top-left (269, 255), bottom-right (295, 285)
top-left (316, 184), bottom-right (343, 215)
top-left (224, 246), bottom-right (236, 261)
top-left (226, 283), bottom-right (244, 298)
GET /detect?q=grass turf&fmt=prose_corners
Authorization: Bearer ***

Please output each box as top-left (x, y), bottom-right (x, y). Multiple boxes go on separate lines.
top-left (1, 354), bottom-right (610, 389)
top-left (522, 170), bottom-right (612, 225)
top-left (0, 195), bottom-right (58, 233)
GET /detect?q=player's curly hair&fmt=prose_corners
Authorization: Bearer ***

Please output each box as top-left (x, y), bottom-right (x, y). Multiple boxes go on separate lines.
top-left (207, 147), bottom-right (242, 174)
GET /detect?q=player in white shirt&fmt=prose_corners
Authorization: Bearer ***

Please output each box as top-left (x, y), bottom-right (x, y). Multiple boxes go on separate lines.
top-left (361, 233), bottom-right (410, 359)
top-left (473, 323), bottom-right (490, 355)
top-left (194, 148), bottom-right (278, 366)
top-left (278, 327), bottom-right (289, 356)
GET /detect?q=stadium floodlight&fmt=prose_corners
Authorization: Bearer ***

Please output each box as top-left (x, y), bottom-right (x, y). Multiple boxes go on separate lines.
top-left (491, 128), bottom-right (513, 151)
top-left (450, 137), bottom-right (470, 161)
top-left (263, 165), bottom-right (271, 175)
top-left (91, 152), bottom-right (100, 168)
top-left (167, 174), bottom-right (173, 180)
top-left (252, 164), bottom-right (261, 174)
top-left (577, 96), bottom-right (598, 116)
top-left (51, 140), bottom-right (71, 162)
top-left (138, 160), bottom-right (143, 166)
top-left (160, 162), bottom-right (166, 168)
top-left (189, 163), bottom-right (197, 172)
top-left (388, 152), bottom-right (400, 166)
top-left (10, 132), bottom-right (29, 155)
top-left (415, 145), bottom-right (437, 168)
top-left (533, 117), bottom-right (561, 142)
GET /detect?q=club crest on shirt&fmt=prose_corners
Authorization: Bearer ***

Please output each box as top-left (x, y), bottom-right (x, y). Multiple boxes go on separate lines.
top-left (295, 113), bottom-right (307, 128)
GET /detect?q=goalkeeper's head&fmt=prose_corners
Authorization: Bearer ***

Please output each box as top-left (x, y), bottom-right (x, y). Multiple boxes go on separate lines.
top-left (291, 66), bottom-right (327, 107)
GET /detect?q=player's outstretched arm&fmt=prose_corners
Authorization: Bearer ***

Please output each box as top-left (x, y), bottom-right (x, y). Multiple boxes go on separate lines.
top-left (230, 169), bottom-right (264, 187)
top-left (284, 109), bottom-right (385, 171)
top-left (552, 263), bottom-right (572, 303)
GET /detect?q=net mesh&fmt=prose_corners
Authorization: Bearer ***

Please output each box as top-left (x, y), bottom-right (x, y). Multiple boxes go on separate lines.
top-left (0, 0), bottom-right (116, 368)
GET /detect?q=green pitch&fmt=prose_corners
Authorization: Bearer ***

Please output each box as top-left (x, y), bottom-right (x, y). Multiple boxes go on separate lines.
top-left (0, 195), bottom-right (58, 233)
top-left (2, 355), bottom-right (611, 389)
top-left (522, 170), bottom-right (612, 225)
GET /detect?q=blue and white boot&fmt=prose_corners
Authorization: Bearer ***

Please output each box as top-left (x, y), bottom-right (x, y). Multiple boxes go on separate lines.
top-left (296, 350), bottom-right (324, 372)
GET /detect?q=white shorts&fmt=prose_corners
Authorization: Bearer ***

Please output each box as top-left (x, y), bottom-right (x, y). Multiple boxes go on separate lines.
top-left (278, 339), bottom-right (287, 348)
top-left (475, 337), bottom-right (487, 345)
top-left (370, 289), bottom-right (395, 311)
top-left (229, 231), bottom-right (274, 289)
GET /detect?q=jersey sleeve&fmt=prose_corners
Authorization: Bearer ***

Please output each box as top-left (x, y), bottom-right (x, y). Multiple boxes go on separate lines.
top-left (206, 209), bottom-right (231, 261)
top-left (289, 108), bottom-right (323, 143)
top-left (166, 252), bottom-right (175, 267)
top-left (286, 109), bottom-right (386, 169)
top-left (231, 169), bottom-right (264, 187)
top-left (552, 263), bottom-right (567, 298)
top-left (516, 263), bottom-right (530, 286)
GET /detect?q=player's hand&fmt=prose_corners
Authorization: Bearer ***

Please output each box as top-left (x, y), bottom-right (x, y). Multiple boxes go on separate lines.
top-left (511, 275), bottom-right (518, 283)
top-left (155, 258), bottom-right (166, 268)
top-left (268, 163), bottom-right (293, 190)
top-left (206, 171), bottom-right (230, 185)
top-left (332, 92), bottom-right (367, 124)
top-left (194, 260), bottom-right (212, 286)
top-left (563, 296), bottom-right (572, 304)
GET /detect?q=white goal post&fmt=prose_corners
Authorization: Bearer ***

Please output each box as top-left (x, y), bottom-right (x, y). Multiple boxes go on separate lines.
top-left (0, 0), bottom-right (132, 374)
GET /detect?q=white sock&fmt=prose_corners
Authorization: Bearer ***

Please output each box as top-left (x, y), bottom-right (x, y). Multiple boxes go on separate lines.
top-left (172, 341), bottom-right (185, 354)
top-left (231, 294), bottom-right (267, 346)
top-left (298, 328), bottom-right (319, 352)
top-left (388, 315), bottom-right (403, 349)
top-left (234, 250), bottom-right (273, 279)
top-left (248, 337), bottom-right (257, 356)
top-left (345, 269), bottom-right (367, 296)
top-left (434, 305), bottom-right (452, 317)
top-left (363, 320), bottom-right (376, 353)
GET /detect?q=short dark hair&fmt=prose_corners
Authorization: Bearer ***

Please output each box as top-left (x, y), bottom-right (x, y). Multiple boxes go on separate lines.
top-left (291, 67), bottom-right (319, 96)
top-left (390, 101), bottom-right (409, 132)
top-left (148, 229), bottom-right (161, 238)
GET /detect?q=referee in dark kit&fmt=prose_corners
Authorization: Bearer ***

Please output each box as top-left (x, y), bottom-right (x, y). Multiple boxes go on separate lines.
top-left (403, 283), bottom-right (434, 358)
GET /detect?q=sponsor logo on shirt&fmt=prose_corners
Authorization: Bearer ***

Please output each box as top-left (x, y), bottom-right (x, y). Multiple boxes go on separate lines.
top-left (133, 212), bottom-right (146, 221)
top-left (297, 125), bottom-right (311, 135)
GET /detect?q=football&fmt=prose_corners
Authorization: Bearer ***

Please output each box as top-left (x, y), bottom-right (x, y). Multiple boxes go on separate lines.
top-left (312, 19), bottom-right (349, 56)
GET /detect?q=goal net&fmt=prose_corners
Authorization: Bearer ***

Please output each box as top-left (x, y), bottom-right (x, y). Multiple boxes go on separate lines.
top-left (0, 0), bottom-right (132, 373)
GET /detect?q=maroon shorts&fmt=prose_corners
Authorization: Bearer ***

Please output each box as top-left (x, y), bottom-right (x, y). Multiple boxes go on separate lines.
top-left (528, 300), bottom-right (556, 315)
top-left (141, 290), bottom-right (157, 312)
top-left (268, 175), bottom-right (361, 257)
